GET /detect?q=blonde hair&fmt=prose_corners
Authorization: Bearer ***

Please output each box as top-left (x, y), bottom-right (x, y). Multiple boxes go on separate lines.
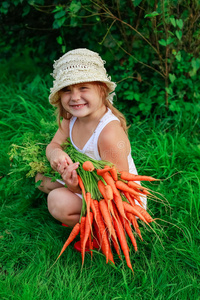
top-left (53, 82), bottom-right (128, 133)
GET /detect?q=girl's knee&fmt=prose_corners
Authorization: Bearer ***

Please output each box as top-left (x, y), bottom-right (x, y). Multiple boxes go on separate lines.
top-left (47, 189), bottom-right (66, 219)
top-left (47, 189), bottom-right (82, 225)
top-left (47, 190), bottom-right (57, 214)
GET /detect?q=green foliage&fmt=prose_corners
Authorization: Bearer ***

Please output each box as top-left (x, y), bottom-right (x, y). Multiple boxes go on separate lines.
top-left (9, 133), bottom-right (51, 177)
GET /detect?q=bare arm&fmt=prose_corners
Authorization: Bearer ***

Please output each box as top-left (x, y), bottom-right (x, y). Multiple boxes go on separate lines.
top-left (46, 118), bottom-right (80, 192)
top-left (98, 121), bottom-right (131, 172)
top-left (46, 118), bottom-right (71, 169)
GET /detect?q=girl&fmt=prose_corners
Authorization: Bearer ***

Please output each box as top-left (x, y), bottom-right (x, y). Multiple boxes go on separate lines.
top-left (35, 48), bottom-right (146, 229)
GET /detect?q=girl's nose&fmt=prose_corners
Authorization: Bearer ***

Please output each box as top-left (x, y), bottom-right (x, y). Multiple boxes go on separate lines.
top-left (71, 88), bottom-right (80, 101)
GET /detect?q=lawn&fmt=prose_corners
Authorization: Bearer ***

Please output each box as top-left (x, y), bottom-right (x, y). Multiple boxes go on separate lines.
top-left (0, 61), bottom-right (199, 300)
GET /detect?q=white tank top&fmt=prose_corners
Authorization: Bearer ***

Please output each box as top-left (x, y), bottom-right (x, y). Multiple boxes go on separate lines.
top-left (69, 108), bottom-right (138, 174)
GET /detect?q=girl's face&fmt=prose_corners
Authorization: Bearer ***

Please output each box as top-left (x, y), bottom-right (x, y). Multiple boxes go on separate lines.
top-left (60, 82), bottom-right (105, 118)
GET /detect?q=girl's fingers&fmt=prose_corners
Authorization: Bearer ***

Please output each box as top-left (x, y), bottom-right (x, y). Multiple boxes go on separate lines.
top-left (65, 156), bottom-right (73, 165)
top-left (57, 163), bottom-right (65, 174)
top-left (57, 159), bottom-right (77, 174)
top-left (61, 168), bottom-right (79, 192)
top-left (71, 170), bottom-right (79, 185)
top-left (61, 163), bottom-right (79, 179)
top-left (66, 162), bottom-right (79, 173)
top-left (51, 152), bottom-right (76, 173)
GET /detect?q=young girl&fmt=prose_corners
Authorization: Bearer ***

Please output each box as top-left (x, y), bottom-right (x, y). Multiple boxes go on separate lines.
top-left (35, 48), bottom-right (146, 229)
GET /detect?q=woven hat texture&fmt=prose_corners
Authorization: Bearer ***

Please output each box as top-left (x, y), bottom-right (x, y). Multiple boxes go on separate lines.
top-left (49, 48), bottom-right (116, 104)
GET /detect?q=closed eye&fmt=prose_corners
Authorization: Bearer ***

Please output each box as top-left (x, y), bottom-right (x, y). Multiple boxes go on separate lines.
top-left (80, 86), bottom-right (88, 90)
top-left (62, 87), bottom-right (71, 92)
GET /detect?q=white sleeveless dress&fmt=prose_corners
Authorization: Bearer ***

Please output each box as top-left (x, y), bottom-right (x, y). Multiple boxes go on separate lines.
top-left (57, 108), bottom-right (147, 208)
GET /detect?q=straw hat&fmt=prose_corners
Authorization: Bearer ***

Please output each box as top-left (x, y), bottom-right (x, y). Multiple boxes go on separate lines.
top-left (49, 48), bottom-right (117, 104)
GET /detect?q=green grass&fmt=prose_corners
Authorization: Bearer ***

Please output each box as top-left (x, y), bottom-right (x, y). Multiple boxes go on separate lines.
top-left (0, 61), bottom-right (200, 300)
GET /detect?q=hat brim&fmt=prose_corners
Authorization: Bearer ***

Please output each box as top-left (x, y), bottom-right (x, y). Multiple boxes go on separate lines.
top-left (49, 79), bottom-right (116, 105)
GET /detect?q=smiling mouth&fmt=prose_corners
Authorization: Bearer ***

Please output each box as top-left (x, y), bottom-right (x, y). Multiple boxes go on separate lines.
top-left (70, 103), bottom-right (87, 109)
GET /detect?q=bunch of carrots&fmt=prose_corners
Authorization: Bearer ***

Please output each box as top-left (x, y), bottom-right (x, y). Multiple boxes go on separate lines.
top-left (55, 140), bottom-right (159, 272)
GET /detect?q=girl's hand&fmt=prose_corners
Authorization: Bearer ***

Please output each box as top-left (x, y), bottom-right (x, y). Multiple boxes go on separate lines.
top-left (49, 149), bottom-right (73, 172)
top-left (57, 161), bottom-right (80, 193)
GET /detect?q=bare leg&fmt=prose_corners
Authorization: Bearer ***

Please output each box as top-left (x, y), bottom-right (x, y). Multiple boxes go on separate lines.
top-left (35, 173), bottom-right (63, 194)
top-left (35, 173), bottom-right (81, 226)
top-left (47, 187), bottom-right (82, 227)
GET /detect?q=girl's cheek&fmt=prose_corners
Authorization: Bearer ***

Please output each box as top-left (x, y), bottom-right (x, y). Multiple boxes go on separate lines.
top-left (61, 98), bottom-right (68, 106)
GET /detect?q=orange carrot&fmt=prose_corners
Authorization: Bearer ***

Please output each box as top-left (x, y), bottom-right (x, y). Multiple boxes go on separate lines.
top-left (86, 192), bottom-right (92, 228)
top-left (98, 180), bottom-right (107, 199)
top-left (93, 201), bottom-right (109, 258)
top-left (93, 219), bottom-right (114, 263)
top-left (123, 202), bottom-right (149, 225)
top-left (98, 181), bottom-right (115, 217)
top-left (132, 205), bottom-right (153, 223)
top-left (128, 180), bottom-right (143, 189)
top-left (110, 166), bottom-right (118, 181)
top-left (102, 172), bottom-right (120, 196)
top-left (99, 199), bottom-right (118, 244)
top-left (78, 175), bottom-right (86, 200)
top-left (102, 173), bottom-right (125, 220)
top-left (111, 235), bottom-right (121, 258)
top-left (109, 204), bottom-right (122, 258)
top-left (93, 200), bottom-right (114, 264)
top-left (119, 215), bottom-right (138, 252)
top-left (104, 185), bottom-right (114, 201)
top-left (116, 181), bottom-right (143, 197)
top-left (124, 190), bottom-right (145, 208)
top-left (98, 181), bottom-right (114, 203)
top-left (113, 193), bottom-right (127, 219)
top-left (113, 216), bottom-right (134, 272)
top-left (120, 171), bottom-right (158, 182)
top-left (104, 165), bottom-right (111, 169)
top-left (128, 181), bottom-right (150, 195)
top-left (93, 220), bottom-right (101, 249)
top-left (90, 198), bottom-right (97, 222)
top-left (82, 212), bottom-right (94, 266)
top-left (86, 192), bottom-right (91, 212)
top-left (82, 161), bottom-right (95, 171)
top-left (124, 191), bottom-right (135, 207)
top-left (133, 195), bottom-right (146, 208)
top-left (97, 168), bottom-right (113, 176)
top-left (80, 216), bottom-right (86, 264)
top-left (56, 223), bottom-right (80, 260)
top-left (126, 212), bottom-right (143, 241)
